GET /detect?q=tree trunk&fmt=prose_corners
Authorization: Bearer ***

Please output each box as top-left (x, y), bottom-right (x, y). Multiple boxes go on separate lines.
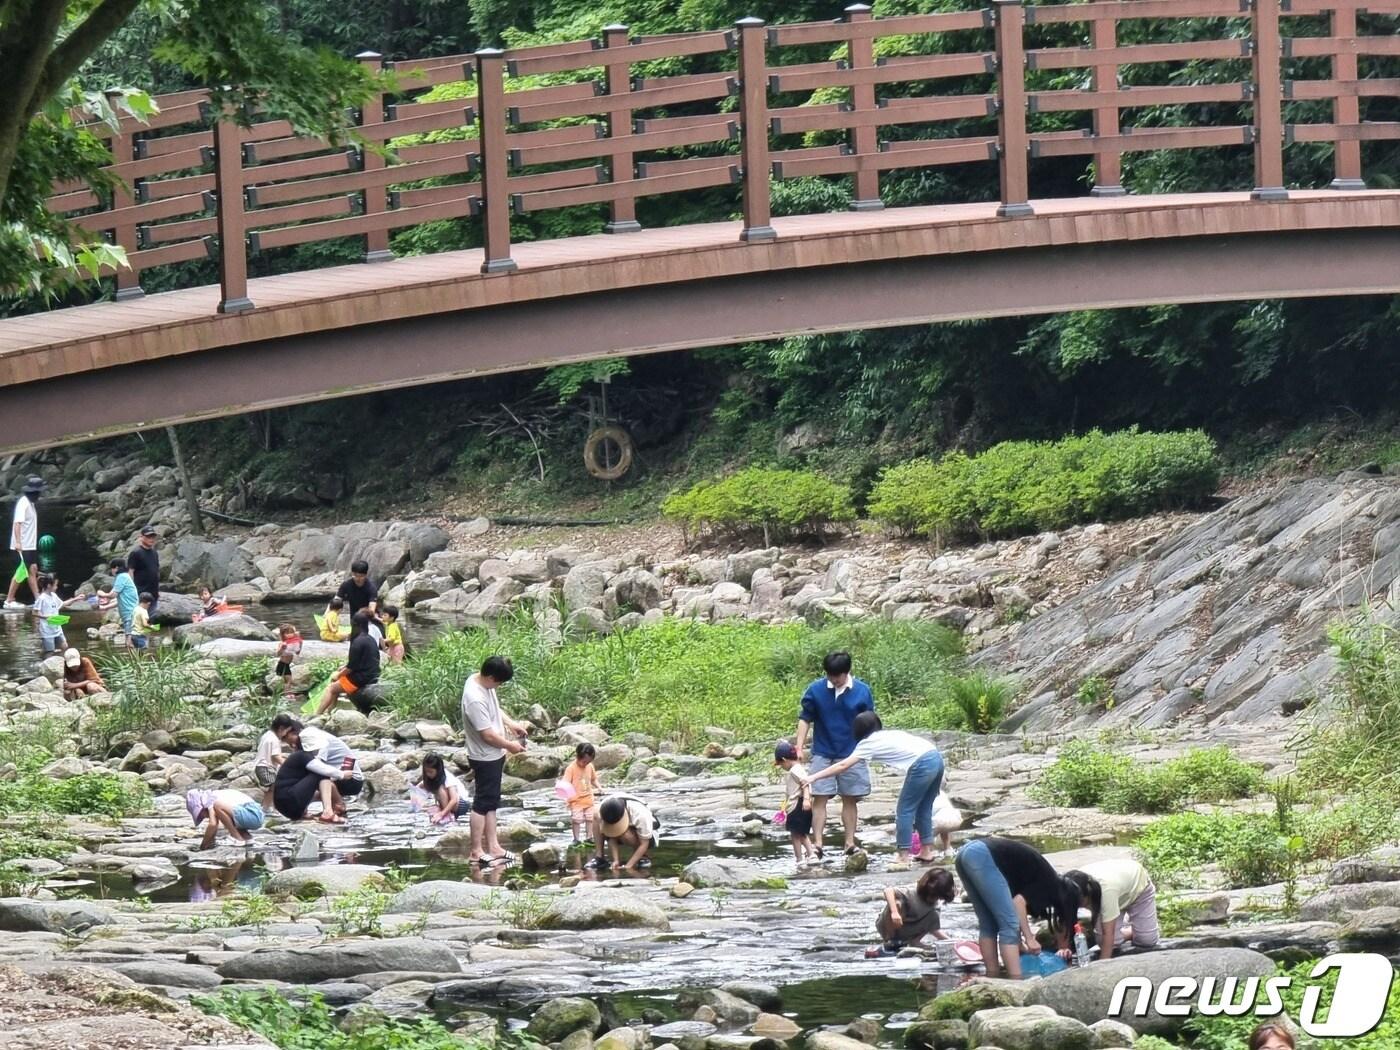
top-left (166, 425), bottom-right (205, 536)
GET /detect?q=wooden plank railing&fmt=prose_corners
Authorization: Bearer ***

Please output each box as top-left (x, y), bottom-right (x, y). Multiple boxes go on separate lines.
top-left (43, 0), bottom-right (1400, 305)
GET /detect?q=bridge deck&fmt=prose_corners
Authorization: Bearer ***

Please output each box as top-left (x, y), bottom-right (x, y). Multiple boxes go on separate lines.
top-left (4, 189), bottom-right (1400, 388)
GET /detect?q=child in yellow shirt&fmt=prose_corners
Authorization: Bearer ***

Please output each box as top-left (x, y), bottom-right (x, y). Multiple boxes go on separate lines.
top-left (383, 604), bottom-right (405, 663)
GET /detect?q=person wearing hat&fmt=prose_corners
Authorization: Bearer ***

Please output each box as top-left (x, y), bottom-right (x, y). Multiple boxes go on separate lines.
top-left (61, 648), bottom-right (105, 698)
top-left (774, 740), bottom-right (816, 868)
top-left (598, 794), bottom-right (658, 872)
top-left (128, 526), bottom-right (161, 616)
top-left (3, 476), bottom-right (44, 610)
top-left (187, 787), bottom-right (264, 849)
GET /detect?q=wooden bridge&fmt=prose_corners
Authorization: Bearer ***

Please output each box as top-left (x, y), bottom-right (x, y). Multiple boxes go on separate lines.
top-left (3, 0), bottom-right (1400, 452)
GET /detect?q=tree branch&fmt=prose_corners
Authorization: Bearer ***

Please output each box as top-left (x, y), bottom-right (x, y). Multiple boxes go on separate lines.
top-left (35, 0), bottom-right (143, 107)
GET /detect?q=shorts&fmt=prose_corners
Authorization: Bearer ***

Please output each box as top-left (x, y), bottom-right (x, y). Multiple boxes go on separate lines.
top-left (338, 776), bottom-right (364, 798)
top-left (349, 683), bottom-right (384, 716)
top-left (275, 660), bottom-right (293, 677)
top-left (469, 757), bottom-right (505, 815)
top-left (453, 796), bottom-right (472, 817)
top-left (785, 804), bottom-right (814, 837)
top-left (808, 752), bottom-right (871, 799)
top-left (129, 634), bottom-right (149, 650)
top-left (337, 674), bottom-right (358, 694)
top-left (15, 550), bottom-right (36, 571)
top-left (1123, 881), bottom-right (1161, 948)
top-left (570, 803), bottom-right (598, 826)
top-left (231, 801), bottom-right (265, 831)
top-left (255, 766), bottom-right (276, 788)
top-left (40, 631), bottom-right (66, 654)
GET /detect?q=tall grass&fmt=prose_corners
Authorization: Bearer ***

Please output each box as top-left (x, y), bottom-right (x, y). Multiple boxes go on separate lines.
top-left (89, 648), bottom-right (213, 752)
top-left (1301, 612), bottom-right (1400, 791)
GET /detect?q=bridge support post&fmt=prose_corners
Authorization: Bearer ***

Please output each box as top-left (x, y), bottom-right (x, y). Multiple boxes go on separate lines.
top-left (992, 0), bottom-right (1033, 217)
top-left (603, 25), bottom-right (642, 233)
top-left (1089, 18), bottom-right (1125, 198)
top-left (476, 48), bottom-right (519, 274)
top-left (106, 99), bottom-right (145, 301)
top-left (357, 51), bottom-right (395, 262)
top-left (845, 4), bottom-right (883, 211)
top-left (1328, 6), bottom-right (1365, 190)
top-left (212, 111), bottom-right (253, 313)
top-left (1250, 0), bottom-right (1288, 201)
top-left (736, 17), bottom-right (776, 243)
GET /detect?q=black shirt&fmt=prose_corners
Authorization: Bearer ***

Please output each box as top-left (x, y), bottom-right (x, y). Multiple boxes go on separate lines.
top-left (336, 576), bottom-right (378, 616)
top-left (345, 633), bottom-right (380, 688)
top-left (984, 836), bottom-right (1064, 921)
top-left (128, 545), bottom-right (160, 598)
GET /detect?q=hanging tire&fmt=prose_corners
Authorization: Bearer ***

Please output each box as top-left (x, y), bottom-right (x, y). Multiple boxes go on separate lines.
top-left (584, 426), bottom-right (634, 480)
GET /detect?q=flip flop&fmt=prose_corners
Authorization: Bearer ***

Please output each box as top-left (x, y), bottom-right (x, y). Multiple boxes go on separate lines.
top-left (484, 852), bottom-right (516, 866)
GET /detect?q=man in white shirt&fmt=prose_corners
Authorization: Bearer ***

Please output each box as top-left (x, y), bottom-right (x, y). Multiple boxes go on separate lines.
top-left (4, 476), bottom-right (43, 610)
top-left (461, 655), bottom-right (531, 866)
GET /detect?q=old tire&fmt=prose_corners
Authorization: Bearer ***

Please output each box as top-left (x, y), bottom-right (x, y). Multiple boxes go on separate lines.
top-left (584, 426), bottom-right (634, 480)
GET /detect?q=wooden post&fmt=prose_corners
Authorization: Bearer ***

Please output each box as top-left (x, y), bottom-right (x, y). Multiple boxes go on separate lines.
top-left (1089, 17), bottom-right (1124, 197)
top-left (845, 4), bottom-right (882, 211)
top-left (603, 25), bottom-right (641, 232)
top-left (992, 0), bottom-right (1032, 217)
top-left (212, 110), bottom-right (252, 313)
top-left (1251, 0), bottom-right (1287, 200)
top-left (475, 48), bottom-right (517, 273)
top-left (1329, 5), bottom-right (1364, 189)
top-left (106, 91), bottom-right (144, 300)
top-left (736, 17), bottom-right (775, 242)
top-left (357, 51), bottom-right (394, 261)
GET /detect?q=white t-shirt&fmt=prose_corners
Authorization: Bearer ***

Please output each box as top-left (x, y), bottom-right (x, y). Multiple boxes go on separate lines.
top-left (428, 769), bottom-right (467, 797)
top-left (784, 763), bottom-right (810, 807)
top-left (849, 729), bottom-right (938, 772)
top-left (213, 789), bottom-right (256, 809)
top-left (300, 726), bottom-right (363, 781)
top-left (11, 495), bottom-right (36, 551)
top-left (34, 592), bottom-right (63, 639)
top-left (254, 730), bottom-right (283, 769)
top-left (462, 675), bottom-right (505, 762)
top-left (1082, 859), bottom-right (1153, 924)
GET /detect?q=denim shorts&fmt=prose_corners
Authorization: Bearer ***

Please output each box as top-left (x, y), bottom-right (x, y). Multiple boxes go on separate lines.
top-left (809, 752), bottom-right (871, 798)
top-left (231, 801), bottom-right (265, 831)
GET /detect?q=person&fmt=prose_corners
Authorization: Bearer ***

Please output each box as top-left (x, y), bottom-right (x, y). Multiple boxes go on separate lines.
top-left (932, 791), bottom-right (962, 855)
top-left (383, 605), bottom-right (405, 663)
top-left (313, 612), bottom-right (380, 716)
top-left (774, 740), bottom-right (815, 868)
top-left (130, 591), bottom-right (155, 653)
top-left (418, 752), bottom-right (470, 823)
top-left (99, 558), bottom-right (139, 645)
top-left (801, 712), bottom-right (944, 866)
top-left (270, 715), bottom-right (363, 823)
top-left (198, 586), bottom-right (225, 618)
top-left (319, 596), bottom-right (349, 641)
top-left (1249, 1024), bottom-right (1295, 1050)
top-left (461, 655), bottom-right (530, 866)
top-left (4, 476), bottom-right (43, 610)
top-left (188, 787), bottom-right (264, 848)
top-left (599, 794), bottom-right (659, 872)
top-left (561, 743), bottom-right (603, 854)
top-left (337, 560), bottom-right (378, 618)
top-left (273, 623), bottom-right (302, 695)
top-left (61, 647), bottom-right (105, 698)
top-left (795, 651), bottom-right (874, 858)
top-left (1064, 858), bottom-right (1161, 961)
top-left (874, 867), bottom-right (956, 955)
top-left (253, 726), bottom-right (285, 811)
top-left (128, 525), bottom-right (160, 616)
top-left (32, 573), bottom-right (67, 654)
top-left (954, 836), bottom-right (1080, 979)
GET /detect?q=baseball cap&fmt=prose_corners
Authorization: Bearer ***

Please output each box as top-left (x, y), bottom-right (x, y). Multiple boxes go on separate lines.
top-left (140, 525), bottom-right (158, 537)
top-left (773, 741), bottom-right (798, 763)
top-left (63, 648), bottom-right (80, 668)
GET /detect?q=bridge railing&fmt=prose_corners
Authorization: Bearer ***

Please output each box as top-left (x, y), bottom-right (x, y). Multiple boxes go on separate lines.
top-left (42, 0), bottom-right (1400, 310)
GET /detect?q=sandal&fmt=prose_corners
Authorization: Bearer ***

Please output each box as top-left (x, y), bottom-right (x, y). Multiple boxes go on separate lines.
top-left (484, 852), bottom-right (516, 867)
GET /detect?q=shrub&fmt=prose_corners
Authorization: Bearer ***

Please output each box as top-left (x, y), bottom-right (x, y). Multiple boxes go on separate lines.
top-left (1033, 740), bottom-right (1133, 808)
top-left (868, 428), bottom-right (1219, 540)
top-left (1134, 811), bottom-right (1265, 887)
top-left (89, 648), bottom-right (212, 752)
top-left (1034, 744), bottom-right (1262, 814)
top-left (0, 770), bottom-right (149, 819)
top-left (943, 671), bottom-right (1017, 734)
top-left (661, 467), bottom-right (856, 544)
top-left (1302, 613), bottom-right (1400, 792)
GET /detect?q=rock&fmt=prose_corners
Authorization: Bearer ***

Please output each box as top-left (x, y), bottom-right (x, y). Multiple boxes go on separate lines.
top-left (168, 536), bottom-right (256, 589)
top-left (610, 568), bottom-right (664, 614)
top-left (1299, 881), bottom-right (1400, 922)
top-left (726, 549), bottom-right (779, 589)
top-left (1074, 546), bottom-right (1110, 571)
top-left (39, 756), bottom-right (89, 779)
top-left (843, 849), bottom-right (868, 874)
top-left (1338, 906), bottom-right (1400, 952)
top-left (694, 1006), bottom-right (719, 1025)
top-left (563, 563), bottom-right (612, 612)
top-left (920, 980), bottom-right (1028, 1021)
top-left (1329, 846), bottom-right (1400, 885)
top-left (903, 1020), bottom-right (968, 1050)
top-left (1174, 892), bottom-right (1230, 925)
top-left (1025, 948), bottom-right (1275, 1036)
top-left (569, 607), bottom-right (612, 636)
top-left (350, 979), bottom-right (437, 1020)
top-left (292, 830), bottom-right (321, 862)
top-left (499, 819), bottom-right (543, 844)
top-left (752, 1015), bottom-right (801, 1040)
top-left (652, 1022), bottom-right (719, 1044)
top-left (806, 1033), bottom-right (871, 1050)
top-left (557, 722), bottom-right (610, 747)
top-left (367, 763), bottom-right (408, 795)
top-left (671, 882), bottom-right (696, 899)
top-left (0, 899), bottom-right (116, 933)
top-left (386, 880), bottom-right (496, 914)
top-left (682, 857), bottom-right (767, 889)
top-left (506, 750), bottom-right (562, 781)
top-left (104, 959), bottom-right (223, 989)
top-left (217, 938), bottom-right (462, 982)
top-left (173, 614), bottom-right (276, 644)
top-left (967, 1005), bottom-right (1093, 1050)
top-left (842, 1019), bottom-right (880, 1045)
top-left (540, 887), bottom-right (670, 931)
top-left (526, 997), bottom-right (602, 1041)
top-left (265, 865), bottom-right (386, 897)
top-left (693, 989), bottom-right (759, 1026)
top-left (523, 843), bottom-right (561, 870)
top-left (596, 1027), bottom-right (642, 1050)
top-left (1088, 1019), bottom-right (1137, 1048)
top-left (721, 982), bottom-right (783, 1012)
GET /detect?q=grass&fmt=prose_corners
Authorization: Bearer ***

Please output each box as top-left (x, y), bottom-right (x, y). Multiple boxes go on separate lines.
top-left (89, 648), bottom-right (214, 753)
top-left (1033, 742), bottom-right (1264, 814)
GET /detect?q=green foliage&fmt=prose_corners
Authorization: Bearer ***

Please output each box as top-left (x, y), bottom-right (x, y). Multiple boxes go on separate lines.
top-left (89, 648), bottom-right (211, 752)
top-left (1033, 740), bottom-right (1133, 808)
top-left (942, 671), bottom-right (1016, 734)
top-left (537, 360), bottom-right (631, 404)
top-left (185, 891), bottom-right (282, 934)
top-left (661, 467), bottom-right (856, 543)
top-left (868, 429), bottom-right (1220, 540)
top-left (1134, 811), bottom-right (1263, 887)
top-left (331, 885), bottom-right (393, 936)
top-left (1074, 675), bottom-right (1114, 710)
top-left (479, 888), bottom-right (549, 929)
top-left (1301, 612), bottom-right (1400, 792)
top-left (0, 770), bottom-right (149, 820)
top-left (1035, 743), bottom-right (1263, 814)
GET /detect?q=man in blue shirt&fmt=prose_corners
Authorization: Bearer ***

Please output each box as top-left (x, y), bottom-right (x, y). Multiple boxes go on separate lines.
top-left (794, 651), bottom-right (875, 857)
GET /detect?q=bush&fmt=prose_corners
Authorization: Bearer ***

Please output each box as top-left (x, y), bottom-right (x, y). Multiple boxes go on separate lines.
top-left (1034, 740), bottom-right (1133, 808)
top-left (868, 428), bottom-right (1219, 540)
top-left (1302, 613), bottom-right (1400, 792)
top-left (1034, 744), bottom-right (1263, 814)
top-left (90, 648), bottom-right (212, 753)
top-left (1134, 811), bottom-right (1267, 887)
top-left (943, 671), bottom-right (1018, 734)
top-left (661, 467), bottom-right (856, 544)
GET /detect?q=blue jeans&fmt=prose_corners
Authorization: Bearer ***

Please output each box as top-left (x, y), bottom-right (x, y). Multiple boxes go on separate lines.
top-left (956, 838), bottom-right (1020, 945)
top-left (895, 749), bottom-right (944, 851)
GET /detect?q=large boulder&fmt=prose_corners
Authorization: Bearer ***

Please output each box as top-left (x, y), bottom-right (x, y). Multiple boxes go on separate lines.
top-left (563, 563), bottom-right (612, 613)
top-left (0, 899), bottom-right (116, 933)
top-left (1300, 881), bottom-right (1400, 922)
top-left (167, 536), bottom-right (256, 589)
top-left (103, 960), bottom-right (223, 990)
top-left (1338, 906), bottom-right (1400, 952)
top-left (1025, 949), bottom-right (1275, 1036)
top-left (609, 568), bottom-right (664, 615)
top-left (387, 522), bottom-right (452, 566)
top-left (173, 614), bottom-right (276, 645)
top-left (682, 857), bottom-right (770, 889)
top-left (286, 533), bottom-right (345, 579)
top-left (967, 1006), bottom-right (1093, 1050)
top-left (539, 887), bottom-right (670, 931)
top-left (526, 997), bottom-right (601, 1042)
top-left (507, 750), bottom-right (563, 782)
top-left (1329, 847), bottom-right (1400, 885)
top-left (265, 865), bottom-right (386, 898)
top-left (904, 1020), bottom-right (968, 1050)
top-left (217, 937), bottom-right (460, 982)
top-left (921, 980), bottom-right (1029, 1021)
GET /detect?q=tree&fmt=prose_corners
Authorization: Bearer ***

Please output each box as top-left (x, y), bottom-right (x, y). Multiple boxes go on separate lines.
top-left (0, 0), bottom-right (380, 295)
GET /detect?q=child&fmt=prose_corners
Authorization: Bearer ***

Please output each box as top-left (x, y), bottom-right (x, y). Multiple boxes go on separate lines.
top-left (561, 743), bottom-right (603, 848)
top-left (932, 791), bottom-right (962, 854)
top-left (98, 559), bottom-right (138, 640)
top-left (1064, 858), bottom-right (1161, 961)
top-left (1249, 1024), bottom-right (1295, 1050)
top-left (253, 726), bottom-right (285, 811)
top-left (318, 596), bottom-right (348, 641)
top-left (32, 574), bottom-right (67, 655)
top-left (188, 787), bottom-right (264, 848)
top-left (872, 867), bottom-right (956, 956)
top-left (274, 623), bottom-right (302, 695)
top-left (774, 740), bottom-right (815, 867)
top-left (198, 585), bottom-right (223, 618)
top-left (130, 591), bottom-right (155, 653)
top-left (383, 605), bottom-right (405, 663)
top-left (417, 752), bottom-right (470, 823)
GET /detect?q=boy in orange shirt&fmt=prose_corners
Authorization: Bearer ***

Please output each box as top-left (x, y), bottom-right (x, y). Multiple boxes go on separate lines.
top-left (561, 743), bottom-right (605, 867)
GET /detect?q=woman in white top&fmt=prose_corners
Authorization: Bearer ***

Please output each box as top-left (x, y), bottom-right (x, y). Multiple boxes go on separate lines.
top-left (1064, 858), bottom-right (1161, 960)
top-left (802, 711), bottom-right (944, 865)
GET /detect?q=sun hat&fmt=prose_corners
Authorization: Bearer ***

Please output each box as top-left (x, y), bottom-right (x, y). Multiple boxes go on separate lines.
top-left (21, 476), bottom-right (44, 495)
top-left (63, 648), bottom-right (80, 668)
top-left (599, 796), bottom-right (631, 838)
top-left (186, 789), bottom-right (215, 826)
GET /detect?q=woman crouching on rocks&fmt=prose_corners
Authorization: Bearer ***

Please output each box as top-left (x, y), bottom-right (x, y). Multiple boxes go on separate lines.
top-left (270, 714), bottom-right (364, 824)
top-left (870, 867), bottom-right (956, 957)
top-left (1063, 857), bottom-right (1161, 961)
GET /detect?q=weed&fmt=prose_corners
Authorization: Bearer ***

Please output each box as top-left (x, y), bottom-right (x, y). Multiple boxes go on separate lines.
top-left (330, 886), bottom-right (392, 937)
top-left (1074, 675), bottom-right (1114, 710)
top-left (194, 988), bottom-right (480, 1050)
top-left (184, 891), bottom-right (281, 933)
top-left (1034, 743), bottom-right (1263, 814)
top-left (943, 671), bottom-right (1017, 734)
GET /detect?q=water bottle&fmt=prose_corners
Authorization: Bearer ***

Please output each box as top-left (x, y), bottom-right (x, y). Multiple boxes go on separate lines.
top-left (1073, 922), bottom-right (1090, 968)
